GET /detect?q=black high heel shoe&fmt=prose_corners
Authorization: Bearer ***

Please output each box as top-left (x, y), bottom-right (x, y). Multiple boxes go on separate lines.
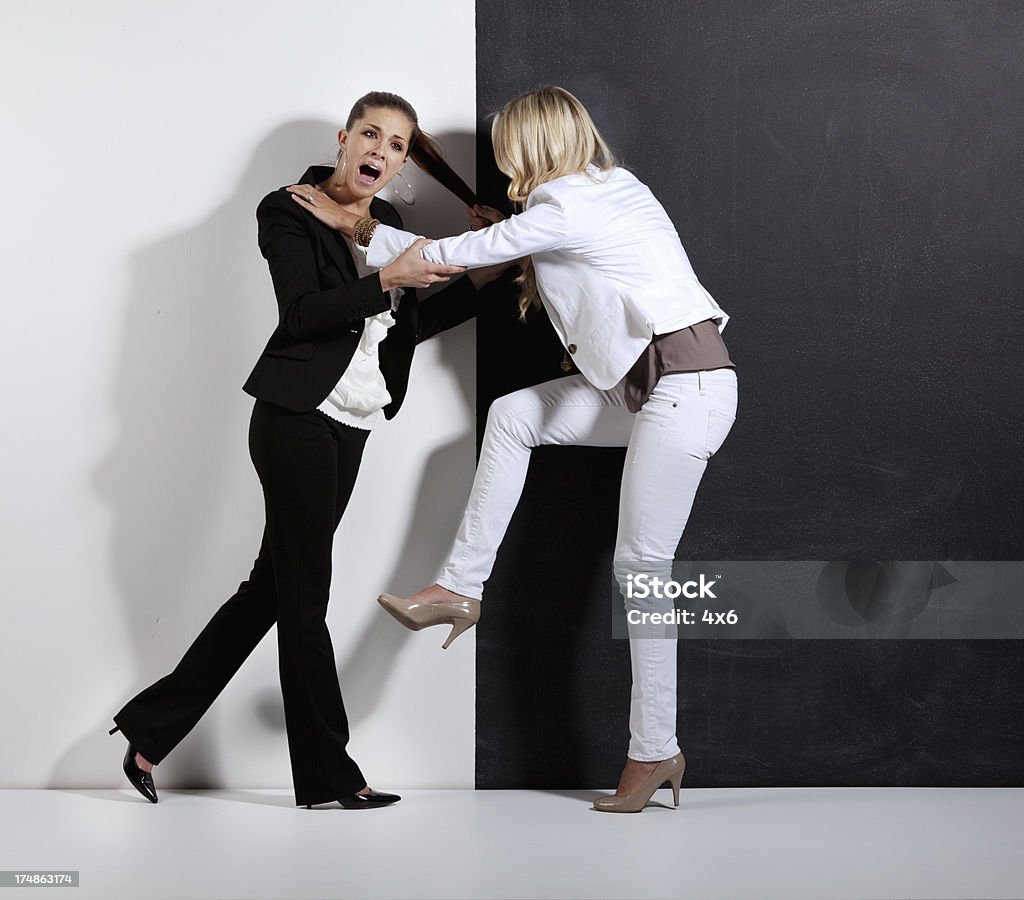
top-left (109, 725), bottom-right (158, 804)
top-left (305, 789), bottom-right (401, 810)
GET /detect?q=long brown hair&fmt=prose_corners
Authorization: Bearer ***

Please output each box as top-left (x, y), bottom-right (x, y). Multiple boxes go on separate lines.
top-left (346, 91), bottom-right (477, 207)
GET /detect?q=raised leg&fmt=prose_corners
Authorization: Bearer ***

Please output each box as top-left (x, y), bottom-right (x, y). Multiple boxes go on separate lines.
top-left (437, 374), bottom-right (635, 600)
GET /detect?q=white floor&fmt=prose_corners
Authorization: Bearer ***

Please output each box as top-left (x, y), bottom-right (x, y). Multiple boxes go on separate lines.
top-left (1, 787), bottom-right (1021, 900)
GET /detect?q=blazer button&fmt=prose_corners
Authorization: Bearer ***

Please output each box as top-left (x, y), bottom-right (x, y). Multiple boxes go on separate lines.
top-left (567, 343), bottom-right (577, 354)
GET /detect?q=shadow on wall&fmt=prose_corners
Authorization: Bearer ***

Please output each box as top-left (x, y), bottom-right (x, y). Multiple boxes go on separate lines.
top-left (49, 122), bottom-right (478, 789)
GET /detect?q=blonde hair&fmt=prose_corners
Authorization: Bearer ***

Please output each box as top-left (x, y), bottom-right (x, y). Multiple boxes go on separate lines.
top-left (490, 86), bottom-right (617, 319)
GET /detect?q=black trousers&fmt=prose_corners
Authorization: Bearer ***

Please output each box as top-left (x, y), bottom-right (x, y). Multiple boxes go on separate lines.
top-left (113, 399), bottom-right (370, 805)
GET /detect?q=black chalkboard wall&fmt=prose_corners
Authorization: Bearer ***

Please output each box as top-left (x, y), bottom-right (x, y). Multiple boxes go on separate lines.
top-left (472, 0), bottom-right (1024, 787)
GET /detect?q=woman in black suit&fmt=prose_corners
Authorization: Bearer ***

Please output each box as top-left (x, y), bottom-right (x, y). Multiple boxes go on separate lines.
top-left (109, 91), bottom-right (500, 809)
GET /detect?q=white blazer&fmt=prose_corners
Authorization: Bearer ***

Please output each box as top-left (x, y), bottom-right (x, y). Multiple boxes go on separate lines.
top-left (366, 165), bottom-right (728, 389)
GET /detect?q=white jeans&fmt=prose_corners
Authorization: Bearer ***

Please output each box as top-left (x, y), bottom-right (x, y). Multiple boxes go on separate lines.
top-left (437, 369), bottom-right (738, 761)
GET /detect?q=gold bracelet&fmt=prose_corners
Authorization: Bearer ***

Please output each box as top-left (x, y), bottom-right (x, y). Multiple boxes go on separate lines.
top-left (353, 215), bottom-right (380, 247)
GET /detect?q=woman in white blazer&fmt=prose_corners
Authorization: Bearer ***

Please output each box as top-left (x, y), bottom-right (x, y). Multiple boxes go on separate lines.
top-left (289, 86), bottom-right (738, 813)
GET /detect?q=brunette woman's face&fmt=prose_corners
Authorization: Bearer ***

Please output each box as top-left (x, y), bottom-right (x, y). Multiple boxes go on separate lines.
top-left (338, 106), bottom-right (413, 199)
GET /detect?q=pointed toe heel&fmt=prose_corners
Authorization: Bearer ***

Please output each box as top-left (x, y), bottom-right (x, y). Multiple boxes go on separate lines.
top-left (377, 592), bottom-right (480, 649)
top-left (110, 723), bottom-right (158, 803)
top-left (305, 790), bottom-right (401, 811)
top-left (337, 789), bottom-right (401, 810)
top-left (592, 753), bottom-right (686, 814)
top-left (122, 744), bottom-right (159, 804)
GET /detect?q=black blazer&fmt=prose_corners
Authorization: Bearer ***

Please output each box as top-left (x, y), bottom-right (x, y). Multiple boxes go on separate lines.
top-left (243, 165), bottom-right (477, 417)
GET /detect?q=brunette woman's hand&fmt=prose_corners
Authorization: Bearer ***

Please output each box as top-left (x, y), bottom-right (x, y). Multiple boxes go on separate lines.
top-left (380, 238), bottom-right (466, 291)
top-left (286, 185), bottom-right (361, 235)
top-left (467, 204), bottom-right (506, 231)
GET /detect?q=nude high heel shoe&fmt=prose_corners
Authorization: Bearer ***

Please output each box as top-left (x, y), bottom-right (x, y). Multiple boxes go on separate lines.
top-left (592, 753), bottom-right (686, 813)
top-left (377, 593), bottom-right (480, 649)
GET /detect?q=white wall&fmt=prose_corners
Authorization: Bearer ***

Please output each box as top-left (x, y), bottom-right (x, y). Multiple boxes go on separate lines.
top-left (0, 0), bottom-right (478, 789)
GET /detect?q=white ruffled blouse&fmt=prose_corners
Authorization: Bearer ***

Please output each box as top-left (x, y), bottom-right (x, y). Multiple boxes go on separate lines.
top-left (316, 236), bottom-right (403, 430)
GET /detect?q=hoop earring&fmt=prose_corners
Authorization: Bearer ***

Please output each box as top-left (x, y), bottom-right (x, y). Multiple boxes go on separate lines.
top-left (391, 168), bottom-right (416, 205)
top-left (335, 148), bottom-right (347, 178)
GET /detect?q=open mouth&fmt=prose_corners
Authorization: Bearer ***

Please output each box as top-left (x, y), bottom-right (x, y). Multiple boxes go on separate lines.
top-left (357, 162), bottom-right (382, 186)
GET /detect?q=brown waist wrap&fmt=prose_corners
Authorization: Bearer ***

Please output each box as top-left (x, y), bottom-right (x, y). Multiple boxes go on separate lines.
top-left (623, 318), bottom-right (735, 413)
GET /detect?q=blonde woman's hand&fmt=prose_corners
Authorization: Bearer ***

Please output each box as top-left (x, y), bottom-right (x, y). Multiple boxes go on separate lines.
top-left (286, 185), bottom-right (360, 234)
top-left (467, 204), bottom-right (506, 231)
top-left (380, 238), bottom-right (466, 291)
top-left (468, 260), bottom-right (519, 290)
